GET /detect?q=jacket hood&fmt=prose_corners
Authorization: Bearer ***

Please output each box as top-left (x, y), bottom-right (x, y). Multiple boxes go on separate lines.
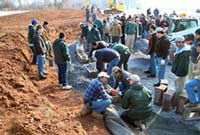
top-left (54, 38), bottom-right (63, 45)
top-left (175, 44), bottom-right (191, 55)
top-left (130, 83), bottom-right (143, 90)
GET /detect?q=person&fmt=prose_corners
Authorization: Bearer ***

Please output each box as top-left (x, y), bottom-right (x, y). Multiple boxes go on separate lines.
top-left (91, 5), bottom-right (96, 22)
top-left (102, 19), bottom-right (111, 43)
top-left (42, 21), bottom-right (52, 59)
top-left (53, 32), bottom-right (72, 90)
top-left (110, 18), bottom-right (122, 43)
top-left (154, 27), bottom-right (170, 86)
top-left (94, 48), bottom-right (120, 75)
top-left (94, 48), bottom-right (120, 86)
top-left (83, 72), bottom-right (112, 113)
top-left (171, 36), bottom-right (190, 93)
top-left (189, 28), bottom-right (200, 79)
top-left (33, 25), bottom-right (47, 79)
top-left (111, 43), bottom-right (131, 71)
top-left (88, 41), bottom-right (108, 58)
top-left (185, 42), bottom-right (200, 107)
top-left (28, 18), bottom-right (38, 64)
top-left (125, 17), bottom-right (137, 52)
top-left (121, 74), bottom-right (152, 126)
top-left (94, 18), bottom-right (103, 37)
top-left (86, 24), bottom-right (101, 52)
top-left (112, 67), bottom-right (131, 95)
top-left (144, 25), bottom-right (157, 77)
top-left (120, 15), bottom-right (126, 44)
top-left (85, 5), bottom-right (90, 22)
top-left (135, 17), bottom-right (143, 39)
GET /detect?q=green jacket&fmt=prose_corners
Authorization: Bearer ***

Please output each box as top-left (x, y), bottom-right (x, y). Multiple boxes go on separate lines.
top-left (112, 43), bottom-right (130, 55)
top-left (122, 83), bottom-right (152, 120)
top-left (53, 39), bottom-right (70, 64)
top-left (28, 24), bottom-right (36, 44)
top-left (125, 22), bottom-right (137, 35)
top-left (87, 27), bottom-right (101, 43)
top-left (171, 44), bottom-right (191, 77)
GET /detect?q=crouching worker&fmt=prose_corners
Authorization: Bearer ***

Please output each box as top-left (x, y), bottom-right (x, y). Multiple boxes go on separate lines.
top-left (185, 42), bottom-right (200, 107)
top-left (83, 72), bottom-right (112, 115)
top-left (121, 74), bottom-right (152, 127)
top-left (112, 66), bottom-right (131, 95)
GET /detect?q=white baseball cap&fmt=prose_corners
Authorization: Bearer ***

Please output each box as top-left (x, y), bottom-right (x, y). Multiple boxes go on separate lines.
top-left (127, 74), bottom-right (140, 82)
top-left (98, 72), bottom-right (110, 78)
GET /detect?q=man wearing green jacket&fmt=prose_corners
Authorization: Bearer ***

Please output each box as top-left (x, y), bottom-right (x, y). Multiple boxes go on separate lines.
top-left (28, 19), bottom-right (38, 64)
top-left (171, 36), bottom-right (190, 93)
top-left (53, 32), bottom-right (72, 90)
top-left (125, 17), bottom-right (137, 52)
top-left (111, 43), bottom-right (131, 70)
top-left (121, 74), bottom-right (152, 125)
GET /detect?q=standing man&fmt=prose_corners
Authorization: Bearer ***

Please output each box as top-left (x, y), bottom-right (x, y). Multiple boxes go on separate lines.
top-left (42, 21), bottom-right (52, 59)
top-left (144, 25), bottom-right (157, 77)
top-left (110, 19), bottom-right (122, 43)
top-left (111, 43), bottom-right (131, 71)
top-left (53, 32), bottom-right (72, 90)
top-left (83, 72), bottom-right (112, 113)
top-left (171, 36), bottom-right (190, 93)
top-left (28, 19), bottom-right (38, 64)
top-left (33, 25), bottom-right (47, 79)
top-left (154, 27), bottom-right (170, 86)
top-left (121, 74), bottom-right (152, 126)
top-left (125, 17), bottom-right (137, 52)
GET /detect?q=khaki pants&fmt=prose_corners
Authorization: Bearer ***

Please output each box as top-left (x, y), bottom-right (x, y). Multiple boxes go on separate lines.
top-left (188, 62), bottom-right (196, 80)
top-left (125, 34), bottom-right (135, 52)
top-left (175, 76), bottom-right (186, 93)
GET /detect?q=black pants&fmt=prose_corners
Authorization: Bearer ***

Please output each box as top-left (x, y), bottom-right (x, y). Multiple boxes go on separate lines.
top-left (118, 51), bottom-right (131, 70)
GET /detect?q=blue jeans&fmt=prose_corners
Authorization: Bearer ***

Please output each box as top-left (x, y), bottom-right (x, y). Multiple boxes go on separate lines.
top-left (107, 57), bottom-right (120, 86)
top-left (37, 55), bottom-right (45, 76)
top-left (92, 13), bottom-right (96, 22)
top-left (88, 99), bottom-right (112, 113)
top-left (156, 57), bottom-right (167, 83)
top-left (86, 12), bottom-right (90, 22)
top-left (148, 53), bottom-right (156, 75)
top-left (185, 79), bottom-right (200, 103)
top-left (57, 64), bottom-right (67, 86)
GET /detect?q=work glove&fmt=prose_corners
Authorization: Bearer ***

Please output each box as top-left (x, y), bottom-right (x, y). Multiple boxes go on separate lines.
top-left (161, 59), bottom-right (165, 65)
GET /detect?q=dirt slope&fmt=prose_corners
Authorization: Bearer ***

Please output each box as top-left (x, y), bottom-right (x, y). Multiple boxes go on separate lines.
top-left (0, 9), bottom-right (110, 135)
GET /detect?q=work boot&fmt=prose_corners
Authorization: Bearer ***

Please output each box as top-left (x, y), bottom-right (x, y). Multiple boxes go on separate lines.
top-left (154, 82), bottom-right (160, 87)
top-left (79, 105), bottom-right (92, 116)
top-left (62, 85), bottom-right (72, 90)
top-left (39, 75), bottom-right (47, 80)
top-left (144, 70), bottom-right (150, 74)
top-left (91, 111), bottom-right (103, 120)
top-left (147, 74), bottom-right (156, 78)
top-left (43, 70), bottom-right (48, 75)
top-left (185, 102), bottom-right (198, 108)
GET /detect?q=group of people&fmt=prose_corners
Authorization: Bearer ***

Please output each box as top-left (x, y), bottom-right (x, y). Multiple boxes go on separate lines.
top-left (27, 19), bottom-right (72, 89)
top-left (81, 9), bottom-right (200, 125)
top-left (27, 8), bottom-right (200, 128)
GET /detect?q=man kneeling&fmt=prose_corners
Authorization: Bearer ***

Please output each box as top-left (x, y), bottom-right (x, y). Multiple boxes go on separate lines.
top-left (83, 72), bottom-right (112, 116)
top-left (121, 74), bottom-right (152, 127)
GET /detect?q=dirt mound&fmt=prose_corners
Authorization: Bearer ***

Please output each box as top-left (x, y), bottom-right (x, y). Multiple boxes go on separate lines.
top-left (0, 32), bottom-right (110, 135)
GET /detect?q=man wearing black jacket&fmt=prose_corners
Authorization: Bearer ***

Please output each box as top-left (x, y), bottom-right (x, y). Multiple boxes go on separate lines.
top-left (33, 25), bottom-right (47, 79)
top-left (154, 27), bottom-right (170, 86)
top-left (144, 25), bottom-right (157, 77)
top-left (88, 41), bottom-right (108, 58)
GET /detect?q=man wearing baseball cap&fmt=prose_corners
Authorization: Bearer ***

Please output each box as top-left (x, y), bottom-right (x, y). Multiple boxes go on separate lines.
top-left (121, 74), bottom-right (152, 127)
top-left (83, 72), bottom-right (112, 113)
top-left (154, 27), bottom-right (170, 86)
top-left (171, 36), bottom-right (190, 93)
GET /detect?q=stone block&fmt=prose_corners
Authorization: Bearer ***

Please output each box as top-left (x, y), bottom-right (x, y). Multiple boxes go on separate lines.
top-left (154, 85), bottom-right (168, 105)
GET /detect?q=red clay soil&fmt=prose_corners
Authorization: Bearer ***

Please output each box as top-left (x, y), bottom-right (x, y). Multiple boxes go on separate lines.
top-left (0, 9), bottom-right (111, 135)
